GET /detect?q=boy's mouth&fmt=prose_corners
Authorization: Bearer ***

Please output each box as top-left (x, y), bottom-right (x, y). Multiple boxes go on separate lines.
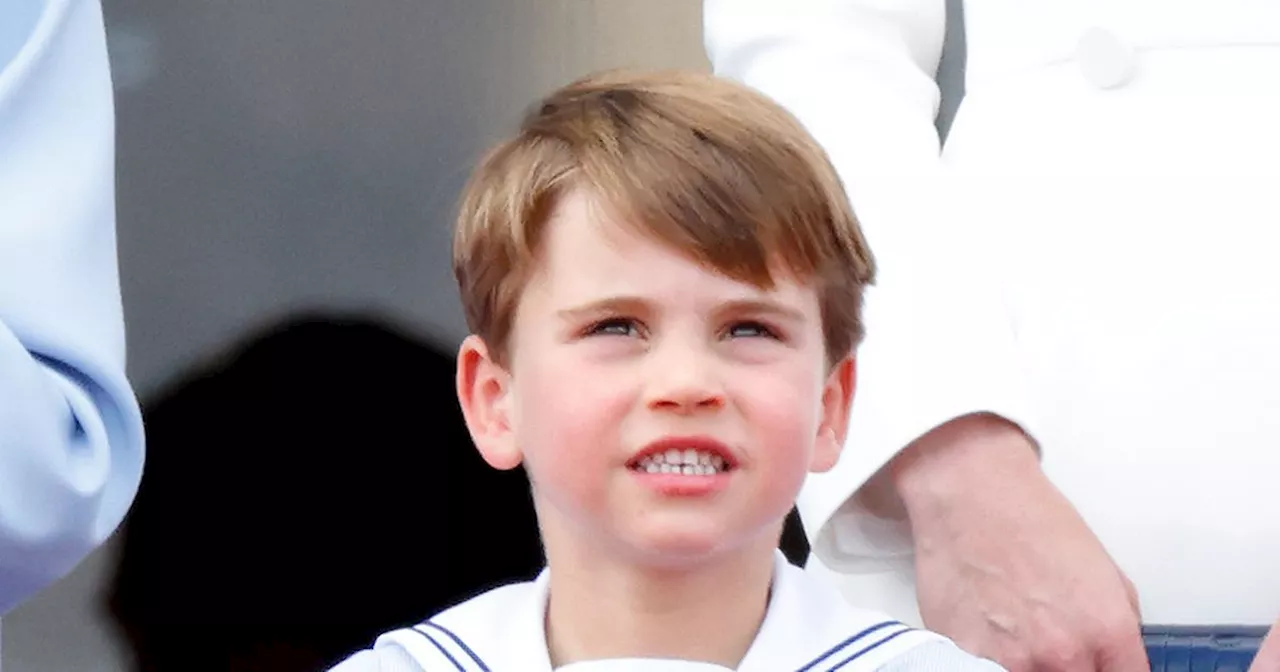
top-left (630, 449), bottom-right (730, 476)
top-left (626, 436), bottom-right (738, 476)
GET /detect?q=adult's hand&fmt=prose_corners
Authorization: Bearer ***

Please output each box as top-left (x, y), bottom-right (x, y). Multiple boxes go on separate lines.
top-left (890, 414), bottom-right (1148, 671)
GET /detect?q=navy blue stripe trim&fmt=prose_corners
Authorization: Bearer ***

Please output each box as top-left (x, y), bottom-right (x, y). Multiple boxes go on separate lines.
top-left (407, 627), bottom-right (466, 671)
top-left (827, 627), bottom-right (916, 671)
top-left (420, 621), bottom-right (492, 672)
top-left (795, 620), bottom-right (903, 672)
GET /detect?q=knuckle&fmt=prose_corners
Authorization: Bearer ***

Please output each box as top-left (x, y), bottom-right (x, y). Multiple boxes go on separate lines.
top-left (1095, 610), bottom-right (1143, 646)
top-left (1086, 613), bottom-right (1146, 668)
top-left (1040, 645), bottom-right (1089, 670)
top-left (1098, 624), bottom-right (1145, 658)
top-left (1035, 628), bottom-right (1090, 670)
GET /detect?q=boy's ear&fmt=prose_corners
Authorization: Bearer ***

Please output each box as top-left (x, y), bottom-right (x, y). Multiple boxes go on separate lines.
top-left (456, 335), bottom-right (521, 470)
top-left (810, 355), bottom-right (856, 473)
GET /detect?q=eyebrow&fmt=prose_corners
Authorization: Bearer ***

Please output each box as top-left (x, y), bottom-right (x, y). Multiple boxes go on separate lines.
top-left (556, 296), bottom-right (807, 325)
top-left (556, 296), bottom-right (651, 322)
top-left (714, 298), bottom-right (808, 325)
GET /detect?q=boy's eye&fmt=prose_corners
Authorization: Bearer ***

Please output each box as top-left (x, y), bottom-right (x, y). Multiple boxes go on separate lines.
top-left (726, 321), bottom-right (777, 339)
top-left (586, 317), bottom-right (641, 337)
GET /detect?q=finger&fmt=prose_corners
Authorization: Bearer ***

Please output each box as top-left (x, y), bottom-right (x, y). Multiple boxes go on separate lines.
top-left (1029, 632), bottom-right (1094, 672)
top-left (1250, 619), bottom-right (1280, 672)
top-left (1095, 627), bottom-right (1150, 672)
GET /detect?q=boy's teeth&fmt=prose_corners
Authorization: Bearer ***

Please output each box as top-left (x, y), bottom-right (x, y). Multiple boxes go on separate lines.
top-left (636, 449), bottom-right (729, 475)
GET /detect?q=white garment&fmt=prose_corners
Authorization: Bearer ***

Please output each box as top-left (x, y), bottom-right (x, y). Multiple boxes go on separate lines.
top-left (706, 0), bottom-right (1280, 626)
top-left (328, 552), bottom-right (1002, 671)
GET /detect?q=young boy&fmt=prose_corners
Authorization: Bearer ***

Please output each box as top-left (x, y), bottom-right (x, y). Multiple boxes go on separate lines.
top-left (330, 69), bottom-right (1003, 672)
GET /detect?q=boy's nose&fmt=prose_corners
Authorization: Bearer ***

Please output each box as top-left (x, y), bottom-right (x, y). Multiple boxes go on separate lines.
top-left (644, 345), bottom-right (725, 415)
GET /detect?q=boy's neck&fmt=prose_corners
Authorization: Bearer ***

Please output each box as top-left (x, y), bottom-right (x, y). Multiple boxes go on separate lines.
top-left (542, 533), bottom-right (779, 669)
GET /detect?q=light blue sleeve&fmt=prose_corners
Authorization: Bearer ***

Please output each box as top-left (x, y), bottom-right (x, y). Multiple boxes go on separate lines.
top-left (0, 0), bottom-right (144, 614)
top-left (876, 642), bottom-right (1007, 672)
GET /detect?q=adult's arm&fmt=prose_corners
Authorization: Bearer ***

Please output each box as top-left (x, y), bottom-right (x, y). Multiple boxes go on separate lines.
top-left (0, 0), bottom-right (144, 614)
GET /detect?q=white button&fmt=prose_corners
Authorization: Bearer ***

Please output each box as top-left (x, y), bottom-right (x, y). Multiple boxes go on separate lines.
top-left (1076, 26), bottom-right (1138, 90)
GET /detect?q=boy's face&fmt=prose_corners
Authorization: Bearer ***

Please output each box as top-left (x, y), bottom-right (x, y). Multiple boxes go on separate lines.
top-left (457, 189), bottom-right (855, 567)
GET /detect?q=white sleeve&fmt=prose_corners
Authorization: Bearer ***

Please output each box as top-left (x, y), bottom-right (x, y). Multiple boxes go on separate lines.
top-left (0, 0), bottom-right (144, 614)
top-left (876, 642), bottom-right (1007, 671)
top-left (705, 0), bottom-right (1034, 565)
top-left (328, 646), bottom-right (426, 672)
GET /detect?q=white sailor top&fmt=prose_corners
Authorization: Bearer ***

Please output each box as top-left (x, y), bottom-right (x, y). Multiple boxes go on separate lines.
top-left (329, 552), bottom-right (1003, 671)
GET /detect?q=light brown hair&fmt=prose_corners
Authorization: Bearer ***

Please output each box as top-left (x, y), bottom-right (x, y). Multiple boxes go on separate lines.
top-left (453, 69), bottom-right (876, 366)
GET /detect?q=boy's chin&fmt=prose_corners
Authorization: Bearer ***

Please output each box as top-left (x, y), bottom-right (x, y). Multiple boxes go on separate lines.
top-left (621, 526), bottom-right (778, 571)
